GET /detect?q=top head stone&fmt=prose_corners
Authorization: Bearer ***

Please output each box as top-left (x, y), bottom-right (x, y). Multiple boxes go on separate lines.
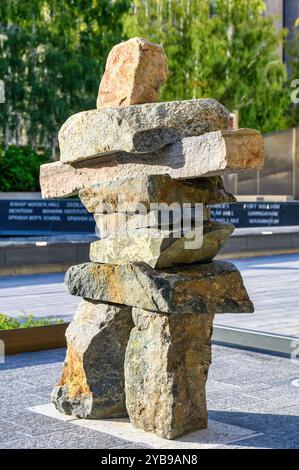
top-left (97, 37), bottom-right (168, 108)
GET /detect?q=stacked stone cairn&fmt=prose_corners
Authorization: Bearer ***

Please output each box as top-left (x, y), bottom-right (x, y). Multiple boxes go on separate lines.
top-left (40, 38), bottom-right (264, 440)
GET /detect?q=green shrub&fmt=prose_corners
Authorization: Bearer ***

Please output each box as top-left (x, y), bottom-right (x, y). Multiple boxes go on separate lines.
top-left (0, 314), bottom-right (20, 330)
top-left (0, 313), bottom-right (64, 330)
top-left (0, 145), bottom-right (50, 192)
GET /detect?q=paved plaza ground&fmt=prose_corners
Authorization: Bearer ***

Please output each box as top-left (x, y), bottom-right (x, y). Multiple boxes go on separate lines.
top-left (0, 345), bottom-right (298, 449)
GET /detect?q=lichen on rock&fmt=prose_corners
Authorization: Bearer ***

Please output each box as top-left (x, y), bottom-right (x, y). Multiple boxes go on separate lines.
top-left (52, 300), bottom-right (133, 419)
top-left (125, 308), bottom-right (215, 439)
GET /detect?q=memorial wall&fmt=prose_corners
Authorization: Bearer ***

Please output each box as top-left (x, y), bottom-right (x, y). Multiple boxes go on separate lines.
top-left (0, 200), bottom-right (95, 235)
top-left (1, 199), bottom-right (298, 236)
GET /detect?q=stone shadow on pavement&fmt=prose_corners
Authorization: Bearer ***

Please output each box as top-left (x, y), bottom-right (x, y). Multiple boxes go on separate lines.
top-left (209, 410), bottom-right (299, 449)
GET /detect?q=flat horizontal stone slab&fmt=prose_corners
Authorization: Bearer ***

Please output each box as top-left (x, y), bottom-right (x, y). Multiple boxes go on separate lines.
top-left (65, 261), bottom-right (254, 315)
top-left (80, 174), bottom-right (235, 213)
top-left (59, 99), bottom-right (229, 163)
top-left (89, 222), bottom-right (234, 268)
top-left (30, 404), bottom-right (262, 449)
top-left (40, 129), bottom-right (263, 198)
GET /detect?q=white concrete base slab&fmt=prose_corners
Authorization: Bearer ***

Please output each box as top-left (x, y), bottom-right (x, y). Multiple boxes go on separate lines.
top-left (29, 403), bottom-right (262, 449)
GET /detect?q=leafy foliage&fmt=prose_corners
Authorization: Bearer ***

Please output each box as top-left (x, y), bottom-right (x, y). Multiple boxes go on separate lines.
top-left (0, 313), bottom-right (64, 330)
top-left (0, 314), bottom-right (20, 330)
top-left (0, 0), bottom-right (129, 151)
top-left (0, 0), bottom-right (296, 149)
top-left (124, 0), bottom-right (290, 132)
top-left (0, 145), bottom-right (49, 191)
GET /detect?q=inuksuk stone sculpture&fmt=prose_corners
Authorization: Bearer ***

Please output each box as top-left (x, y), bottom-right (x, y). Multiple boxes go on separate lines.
top-left (40, 37), bottom-right (264, 440)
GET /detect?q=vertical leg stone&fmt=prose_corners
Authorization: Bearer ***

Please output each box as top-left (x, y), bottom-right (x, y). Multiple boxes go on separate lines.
top-left (124, 307), bottom-right (214, 439)
top-left (52, 299), bottom-right (133, 419)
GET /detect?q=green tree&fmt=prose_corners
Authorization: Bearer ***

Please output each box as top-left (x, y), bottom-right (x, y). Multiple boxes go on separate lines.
top-left (0, 145), bottom-right (49, 191)
top-left (0, 0), bottom-right (129, 154)
top-left (124, 0), bottom-right (290, 132)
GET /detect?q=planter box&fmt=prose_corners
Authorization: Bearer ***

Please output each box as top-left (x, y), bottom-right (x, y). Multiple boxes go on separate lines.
top-left (0, 323), bottom-right (68, 355)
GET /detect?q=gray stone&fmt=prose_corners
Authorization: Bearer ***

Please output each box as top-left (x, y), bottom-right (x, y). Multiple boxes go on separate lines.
top-left (125, 308), bottom-right (214, 439)
top-left (89, 222), bottom-right (234, 268)
top-left (65, 261), bottom-right (254, 315)
top-left (59, 98), bottom-right (229, 163)
top-left (40, 129), bottom-right (263, 198)
top-left (79, 174), bottom-right (235, 213)
top-left (51, 300), bottom-right (133, 419)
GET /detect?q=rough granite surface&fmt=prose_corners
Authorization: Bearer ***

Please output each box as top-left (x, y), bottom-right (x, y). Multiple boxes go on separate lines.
top-left (58, 99), bottom-right (229, 163)
top-left (65, 261), bottom-right (254, 315)
top-left (52, 300), bottom-right (133, 419)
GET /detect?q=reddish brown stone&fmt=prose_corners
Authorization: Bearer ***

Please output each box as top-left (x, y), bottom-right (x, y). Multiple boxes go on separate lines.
top-left (97, 37), bottom-right (168, 108)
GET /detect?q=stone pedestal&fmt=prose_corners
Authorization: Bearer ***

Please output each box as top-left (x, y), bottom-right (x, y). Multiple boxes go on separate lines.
top-left (125, 308), bottom-right (214, 439)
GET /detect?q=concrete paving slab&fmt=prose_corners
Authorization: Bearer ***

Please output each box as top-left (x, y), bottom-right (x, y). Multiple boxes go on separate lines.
top-left (0, 345), bottom-right (297, 449)
top-left (215, 254), bottom-right (299, 337)
top-left (29, 403), bottom-right (262, 449)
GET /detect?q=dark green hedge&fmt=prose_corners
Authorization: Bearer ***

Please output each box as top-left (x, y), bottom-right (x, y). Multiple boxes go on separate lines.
top-left (0, 145), bottom-right (49, 192)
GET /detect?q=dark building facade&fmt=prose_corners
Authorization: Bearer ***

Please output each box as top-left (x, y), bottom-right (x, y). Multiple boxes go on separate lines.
top-left (283, 0), bottom-right (299, 33)
top-left (225, 2), bottom-right (299, 198)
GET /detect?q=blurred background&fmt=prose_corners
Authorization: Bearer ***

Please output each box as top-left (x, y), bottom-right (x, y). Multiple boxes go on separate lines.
top-left (0, 1), bottom-right (299, 351)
